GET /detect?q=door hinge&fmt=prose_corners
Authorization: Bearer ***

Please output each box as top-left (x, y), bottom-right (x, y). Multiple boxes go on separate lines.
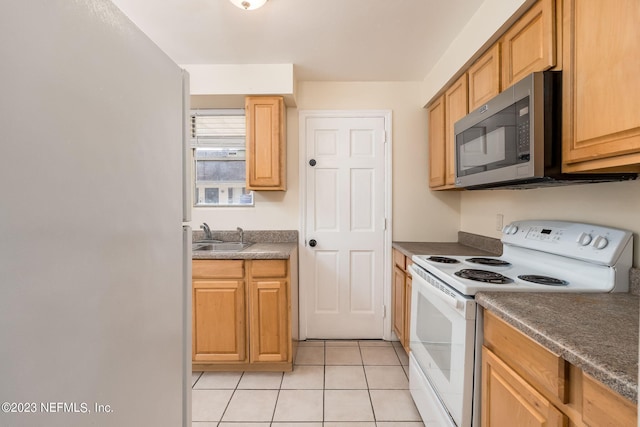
top-left (382, 131), bottom-right (387, 144)
top-left (383, 305), bottom-right (387, 318)
top-left (384, 218), bottom-right (388, 230)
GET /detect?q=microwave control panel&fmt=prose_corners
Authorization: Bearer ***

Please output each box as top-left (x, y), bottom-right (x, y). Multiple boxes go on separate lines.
top-left (516, 96), bottom-right (530, 162)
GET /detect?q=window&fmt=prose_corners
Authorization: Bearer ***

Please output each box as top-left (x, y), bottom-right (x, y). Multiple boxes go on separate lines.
top-left (191, 109), bottom-right (253, 207)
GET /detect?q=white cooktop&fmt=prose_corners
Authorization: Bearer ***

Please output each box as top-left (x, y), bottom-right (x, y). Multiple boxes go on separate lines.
top-left (411, 220), bottom-right (633, 296)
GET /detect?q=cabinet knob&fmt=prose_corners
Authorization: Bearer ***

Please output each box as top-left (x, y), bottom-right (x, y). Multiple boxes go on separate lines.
top-left (309, 239), bottom-right (317, 247)
top-left (309, 159), bottom-right (317, 167)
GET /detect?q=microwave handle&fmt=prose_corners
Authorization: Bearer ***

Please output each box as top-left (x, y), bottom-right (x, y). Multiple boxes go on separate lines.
top-left (409, 265), bottom-right (463, 310)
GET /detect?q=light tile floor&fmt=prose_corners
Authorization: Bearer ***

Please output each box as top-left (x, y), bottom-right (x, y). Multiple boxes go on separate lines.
top-left (192, 340), bottom-right (424, 427)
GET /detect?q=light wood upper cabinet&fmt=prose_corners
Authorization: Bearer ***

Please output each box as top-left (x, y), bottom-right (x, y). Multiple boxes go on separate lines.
top-left (468, 44), bottom-right (501, 111)
top-left (429, 75), bottom-right (468, 190)
top-left (428, 95), bottom-right (446, 188)
top-left (444, 74), bottom-right (468, 186)
top-left (501, 0), bottom-right (556, 89)
top-left (562, 0), bottom-right (640, 172)
top-left (245, 96), bottom-right (286, 190)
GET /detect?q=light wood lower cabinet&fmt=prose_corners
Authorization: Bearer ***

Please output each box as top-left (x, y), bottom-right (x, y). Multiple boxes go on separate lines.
top-left (192, 258), bottom-right (297, 371)
top-left (482, 346), bottom-right (567, 427)
top-left (249, 260), bottom-right (289, 363)
top-left (482, 310), bottom-right (637, 427)
top-left (192, 260), bottom-right (245, 363)
top-left (193, 277), bottom-right (246, 362)
top-left (392, 248), bottom-right (411, 353)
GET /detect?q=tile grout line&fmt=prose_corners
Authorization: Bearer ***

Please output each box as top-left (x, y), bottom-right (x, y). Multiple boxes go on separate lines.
top-left (359, 341), bottom-right (378, 425)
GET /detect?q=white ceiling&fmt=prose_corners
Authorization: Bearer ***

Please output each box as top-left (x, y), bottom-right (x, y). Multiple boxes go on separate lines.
top-left (110, 0), bottom-right (484, 82)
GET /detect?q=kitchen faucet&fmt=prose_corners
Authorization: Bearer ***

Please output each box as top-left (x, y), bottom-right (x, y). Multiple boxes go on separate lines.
top-left (200, 223), bottom-right (213, 240)
top-left (237, 227), bottom-right (244, 244)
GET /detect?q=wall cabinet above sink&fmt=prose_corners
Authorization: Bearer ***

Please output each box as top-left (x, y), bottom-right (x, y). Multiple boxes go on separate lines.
top-left (245, 96), bottom-right (287, 191)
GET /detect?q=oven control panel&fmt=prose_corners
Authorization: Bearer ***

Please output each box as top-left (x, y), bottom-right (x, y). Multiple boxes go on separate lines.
top-left (501, 220), bottom-right (633, 265)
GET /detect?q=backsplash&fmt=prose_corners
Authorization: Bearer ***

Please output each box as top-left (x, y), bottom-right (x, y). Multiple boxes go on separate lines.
top-left (458, 231), bottom-right (502, 255)
top-left (630, 269), bottom-right (640, 296)
top-left (192, 229), bottom-right (298, 244)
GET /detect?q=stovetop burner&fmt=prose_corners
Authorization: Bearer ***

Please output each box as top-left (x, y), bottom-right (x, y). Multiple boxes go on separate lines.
top-left (465, 257), bottom-right (512, 267)
top-left (518, 275), bottom-right (569, 286)
top-left (454, 269), bottom-right (513, 284)
top-left (427, 256), bottom-right (460, 264)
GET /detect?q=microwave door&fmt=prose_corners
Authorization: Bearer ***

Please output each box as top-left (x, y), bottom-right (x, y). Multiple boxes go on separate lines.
top-left (460, 127), bottom-right (507, 171)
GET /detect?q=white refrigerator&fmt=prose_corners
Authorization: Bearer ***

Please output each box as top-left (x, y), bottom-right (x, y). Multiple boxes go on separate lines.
top-left (0, 1), bottom-right (191, 426)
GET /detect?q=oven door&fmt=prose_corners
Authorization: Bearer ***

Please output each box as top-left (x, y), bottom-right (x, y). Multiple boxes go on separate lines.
top-left (408, 264), bottom-right (476, 427)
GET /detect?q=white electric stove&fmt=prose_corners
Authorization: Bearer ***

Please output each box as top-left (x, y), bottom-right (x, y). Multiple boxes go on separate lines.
top-left (407, 220), bottom-right (634, 427)
top-left (412, 220), bottom-right (633, 295)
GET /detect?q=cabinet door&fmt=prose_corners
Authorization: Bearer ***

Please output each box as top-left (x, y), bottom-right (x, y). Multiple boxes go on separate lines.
top-left (249, 278), bottom-right (289, 362)
top-left (482, 346), bottom-right (567, 427)
top-left (192, 279), bottom-right (246, 362)
top-left (403, 274), bottom-right (412, 353)
top-left (392, 265), bottom-right (405, 343)
top-left (562, 0), bottom-right (640, 172)
top-left (468, 44), bottom-right (501, 111)
top-left (583, 373), bottom-right (637, 427)
top-left (245, 96), bottom-right (286, 190)
top-left (501, 0), bottom-right (556, 88)
top-left (444, 74), bottom-right (468, 186)
top-left (428, 95), bottom-right (446, 188)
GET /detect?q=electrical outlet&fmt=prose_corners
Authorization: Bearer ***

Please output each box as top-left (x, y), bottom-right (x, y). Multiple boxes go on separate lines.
top-left (496, 214), bottom-right (504, 231)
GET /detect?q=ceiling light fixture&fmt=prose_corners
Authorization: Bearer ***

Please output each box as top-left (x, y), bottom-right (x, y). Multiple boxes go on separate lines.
top-left (229, 0), bottom-right (268, 10)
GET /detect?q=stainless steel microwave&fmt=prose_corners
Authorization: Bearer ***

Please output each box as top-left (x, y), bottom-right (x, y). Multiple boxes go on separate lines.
top-left (453, 71), bottom-right (636, 189)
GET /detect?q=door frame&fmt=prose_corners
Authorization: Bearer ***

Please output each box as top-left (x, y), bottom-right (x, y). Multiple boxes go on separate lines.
top-left (298, 110), bottom-right (393, 340)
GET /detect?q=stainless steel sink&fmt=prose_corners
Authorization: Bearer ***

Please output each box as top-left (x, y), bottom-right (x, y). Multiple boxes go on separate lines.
top-left (193, 242), bottom-right (253, 252)
top-left (194, 239), bottom-right (223, 244)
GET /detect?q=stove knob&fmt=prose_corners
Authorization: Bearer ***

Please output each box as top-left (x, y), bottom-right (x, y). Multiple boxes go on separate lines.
top-left (576, 232), bottom-right (592, 246)
top-left (502, 224), bottom-right (518, 234)
top-left (592, 235), bottom-right (609, 250)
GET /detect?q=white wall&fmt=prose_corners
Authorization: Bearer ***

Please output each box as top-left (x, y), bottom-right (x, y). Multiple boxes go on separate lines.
top-left (460, 180), bottom-right (640, 266)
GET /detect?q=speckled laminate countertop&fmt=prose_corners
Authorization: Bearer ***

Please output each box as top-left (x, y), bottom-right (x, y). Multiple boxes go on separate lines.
top-left (192, 242), bottom-right (297, 260)
top-left (476, 292), bottom-right (639, 403)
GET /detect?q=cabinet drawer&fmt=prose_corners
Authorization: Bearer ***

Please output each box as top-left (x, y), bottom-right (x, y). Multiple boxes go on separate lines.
top-left (192, 260), bottom-right (244, 279)
top-left (393, 249), bottom-right (406, 270)
top-left (250, 259), bottom-right (287, 278)
top-left (483, 311), bottom-right (568, 402)
top-left (583, 373), bottom-right (637, 427)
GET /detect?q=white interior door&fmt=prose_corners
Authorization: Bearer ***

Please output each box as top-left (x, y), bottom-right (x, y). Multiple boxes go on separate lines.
top-left (301, 113), bottom-right (389, 339)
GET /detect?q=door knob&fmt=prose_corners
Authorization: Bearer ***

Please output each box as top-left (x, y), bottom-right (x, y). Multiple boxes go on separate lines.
top-left (309, 159), bottom-right (316, 166)
top-left (309, 239), bottom-right (317, 247)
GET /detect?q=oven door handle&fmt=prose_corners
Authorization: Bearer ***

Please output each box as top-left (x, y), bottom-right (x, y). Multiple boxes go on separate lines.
top-left (409, 265), bottom-right (463, 311)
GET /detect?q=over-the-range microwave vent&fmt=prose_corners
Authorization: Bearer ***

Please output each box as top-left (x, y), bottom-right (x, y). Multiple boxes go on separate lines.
top-left (463, 173), bottom-right (637, 190)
